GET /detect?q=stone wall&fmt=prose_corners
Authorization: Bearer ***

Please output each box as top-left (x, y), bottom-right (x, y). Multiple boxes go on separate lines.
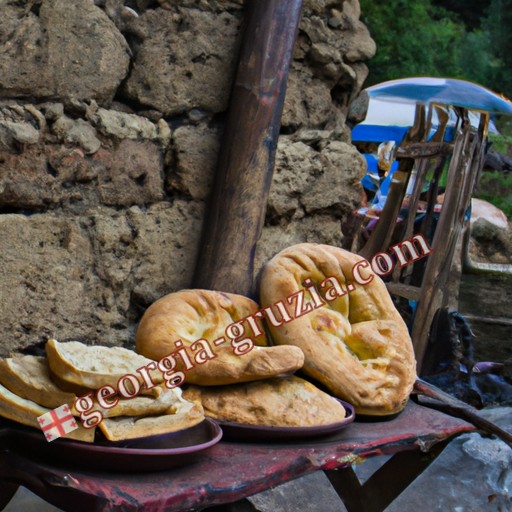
top-left (0, 0), bottom-right (375, 356)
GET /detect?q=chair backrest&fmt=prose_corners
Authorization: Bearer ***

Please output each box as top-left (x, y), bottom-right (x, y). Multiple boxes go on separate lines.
top-left (350, 103), bottom-right (490, 373)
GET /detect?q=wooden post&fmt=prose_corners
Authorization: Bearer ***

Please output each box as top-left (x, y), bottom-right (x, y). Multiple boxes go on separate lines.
top-left (359, 105), bottom-right (427, 261)
top-left (193, 0), bottom-right (303, 298)
top-left (412, 117), bottom-right (484, 373)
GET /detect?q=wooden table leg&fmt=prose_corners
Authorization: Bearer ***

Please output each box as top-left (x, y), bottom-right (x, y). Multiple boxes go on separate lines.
top-left (324, 443), bottom-right (447, 512)
top-left (0, 482), bottom-right (19, 511)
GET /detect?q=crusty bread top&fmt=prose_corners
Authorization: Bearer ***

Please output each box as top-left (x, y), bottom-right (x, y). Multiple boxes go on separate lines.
top-left (46, 338), bottom-right (163, 390)
top-left (136, 289), bottom-right (304, 386)
top-left (0, 382), bottom-right (95, 443)
top-left (183, 376), bottom-right (348, 427)
top-left (136, 289), bottom-right (267, 360)
top-left (259, 243), bottom-right (417, 416)
top-left (0, 355), bottom-right (76, 409)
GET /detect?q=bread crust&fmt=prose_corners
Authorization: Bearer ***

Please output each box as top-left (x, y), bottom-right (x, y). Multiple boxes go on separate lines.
top-left (0, 382), bottom-right (95, 443)
top-left (259, 243), bottom-right (416, 416)
top-left (99, 398), bottom-right (205, 441)
top-left (136, 289), bottom-right (305, 386)
top-left (0, 355), bottom-right (77, 409)
top-left (0, 345), bottom-right (204, 442)
top-left (183, 376), bottom-right (348, 427)
top-left (45, 339), bottom-right (163, 393)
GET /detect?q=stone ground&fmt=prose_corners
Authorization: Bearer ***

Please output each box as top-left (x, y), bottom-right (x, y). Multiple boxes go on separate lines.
top-left (4, 407), bottom-right (511, 512)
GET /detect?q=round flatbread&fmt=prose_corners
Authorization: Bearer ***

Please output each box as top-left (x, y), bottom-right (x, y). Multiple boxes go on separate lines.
top-left (259, 243), bottom-right (416, 416)
top-left (136, 289), bottom-right (304, 386)
top-left (183, 375), bottom-right (348, 427)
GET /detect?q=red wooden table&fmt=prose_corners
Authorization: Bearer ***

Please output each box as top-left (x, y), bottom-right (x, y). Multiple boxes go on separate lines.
top-left (0, 400), bottom-right (474, 512)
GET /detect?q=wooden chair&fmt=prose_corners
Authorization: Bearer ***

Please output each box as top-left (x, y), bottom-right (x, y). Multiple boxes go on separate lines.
top-left (350, 103), bottom-right (489, 374)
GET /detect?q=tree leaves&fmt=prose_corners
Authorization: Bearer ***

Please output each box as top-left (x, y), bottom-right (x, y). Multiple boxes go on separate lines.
top-left (360, 0), bottom-right (512, 98)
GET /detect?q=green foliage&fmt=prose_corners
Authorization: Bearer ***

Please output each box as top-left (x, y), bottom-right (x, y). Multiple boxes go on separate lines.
top-left (359, 0), bottom-right (512, 216)
top-left (360, 0), bottom-right (512, 98)
top-left (475, 171), bottom-right (512, 218)
top-left (483, 0), bottom-right (512, 96)
top-left (432, 0), bottom-right (489, 29)
top-left (488, 132), bottom-right (512, 157)
top-left (359, 0), bottom-right (465, 86)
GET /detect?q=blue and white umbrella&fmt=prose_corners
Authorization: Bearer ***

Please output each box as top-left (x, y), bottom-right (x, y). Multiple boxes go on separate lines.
top-left (365, 77), bottom-right (512, 115)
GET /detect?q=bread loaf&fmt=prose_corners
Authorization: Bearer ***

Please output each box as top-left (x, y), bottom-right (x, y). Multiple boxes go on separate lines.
top-left (99, 395), bottom-right (204, 441)
top-left (136, 289), bottom-right (305, 386)
top-left (259, 243), bottom-right (416, 416)
top-left (183, 376), bottom-right (348, 427)
top-left (93, 386), bottom-right (187, 418)
top-left (0, 342), bottom-right (206, 442)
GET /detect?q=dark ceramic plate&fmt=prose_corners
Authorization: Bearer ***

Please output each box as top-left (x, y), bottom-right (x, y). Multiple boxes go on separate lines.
top-left (217, 399), bottom-right (355, 442)
top-left (0, 418), bottom-right (222, 472)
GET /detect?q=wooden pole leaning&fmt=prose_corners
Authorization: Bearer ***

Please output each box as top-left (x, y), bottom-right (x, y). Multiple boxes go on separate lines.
top-left (193, 0), bottom-right (304, 298)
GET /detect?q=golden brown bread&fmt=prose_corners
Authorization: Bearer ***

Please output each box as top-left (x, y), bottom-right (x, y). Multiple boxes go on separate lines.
top-left (98, 394), bottom-right (205, 441)
top-left (135, 289), bottom-right (305, 386)
top-left (0, 344), bottom-right (205, 442)
top-left (88, 386), bottom-right (188, 419)
top-left (259, 243), bottom-right (417, 416)
top-left (183, 376), bottom-right (348, 427)
top-left (46, 339), bottom-right (163, 396)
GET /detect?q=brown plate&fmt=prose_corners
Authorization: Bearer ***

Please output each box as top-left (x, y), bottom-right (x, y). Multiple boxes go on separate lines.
top-left (217, 399), bottom-right (355, 442)
top-left (0, 418), bottom-right (222, 472)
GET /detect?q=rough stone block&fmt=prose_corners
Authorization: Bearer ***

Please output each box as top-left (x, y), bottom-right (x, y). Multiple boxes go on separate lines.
top-left (0, 200), bottom-right (203, 356)
top-left (0, 0), bottom-right (130, 104)
top-left (123, 8), bottom-right (242, 115)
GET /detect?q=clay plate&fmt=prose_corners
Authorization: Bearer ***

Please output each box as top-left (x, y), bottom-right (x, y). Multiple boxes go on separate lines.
top-left (217, 399), bottom-right (355, 442)
top-left (0, 418), bottom-right (222, 472)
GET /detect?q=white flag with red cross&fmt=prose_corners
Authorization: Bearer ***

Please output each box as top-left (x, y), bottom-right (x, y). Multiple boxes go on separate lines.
top-left (37, 404), bottom-right (78, 442)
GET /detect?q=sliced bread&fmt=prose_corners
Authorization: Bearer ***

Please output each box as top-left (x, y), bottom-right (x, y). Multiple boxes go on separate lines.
top-left (45, 339), bottom-right (163, 393)
top-left (0, 355), bottom-right (77, 409)
top-left (95, 386), bottom-right (185, 418)
top-left (99, 396), bottom-right (205, 441)
top-left (0, 382), bottom-right (95, 443)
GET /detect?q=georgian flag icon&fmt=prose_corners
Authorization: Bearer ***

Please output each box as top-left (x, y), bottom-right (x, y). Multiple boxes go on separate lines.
top-left (37, 404), bottom-right (78, 442)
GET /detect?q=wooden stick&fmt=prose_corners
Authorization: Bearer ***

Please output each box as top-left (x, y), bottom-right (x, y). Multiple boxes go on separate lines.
top-left (193, 0), bottom-right (303, 298)
top-left (411, 123), bottom-right (477, 371)
top-left (414, 379), bottom-right (512, 449)
top-left (359, 104), bottom-right (426, 261)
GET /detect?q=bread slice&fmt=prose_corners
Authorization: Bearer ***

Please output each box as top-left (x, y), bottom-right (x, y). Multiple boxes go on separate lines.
top-left (46, 339), bottom-right (163, 394)
top-left (0, 355), bottom-right (77, 409)
top-left (93, 386), bottom-right (185, 418)
top-left (99, 394), bottom-right (205, 441)
top-left (0, 382), bottom-right (95, 443)
top-left (0, 354), bottom-right (178, 419)
top-left (183, 376), bottom-right (348, 427)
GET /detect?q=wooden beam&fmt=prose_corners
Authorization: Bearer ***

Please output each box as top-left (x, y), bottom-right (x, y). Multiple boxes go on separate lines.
top-left (396, 141), bottom-right (453, 159)
top-left (412, 122), bottom-right (481, 373)
top-left (386, 282), bottom-right (422, 301)
top-left (193, 0), bottom-right (303, 298)
top-left (359, 105), bottom-right (427, 261)
top-left (325, 444), bottom-right (446, 512)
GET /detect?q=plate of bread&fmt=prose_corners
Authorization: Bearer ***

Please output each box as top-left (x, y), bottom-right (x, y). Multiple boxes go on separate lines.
top-left (182, 377), bottom-right (355, 442)
top-left (1, 243), bottom-right (418, 465)
top-left (0, 340), bottom-right (222, 472)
